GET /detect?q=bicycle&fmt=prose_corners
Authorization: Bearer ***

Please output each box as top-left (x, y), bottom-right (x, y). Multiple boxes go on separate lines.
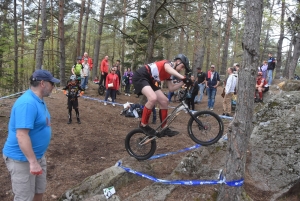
top-left (98, 84), bottom-right (105, 95)
top-left (125, 87), bottom-right (224, 160)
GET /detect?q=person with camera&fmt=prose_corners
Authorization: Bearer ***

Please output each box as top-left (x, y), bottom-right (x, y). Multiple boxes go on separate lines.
top-left (132, 54), bottom-right (191, 137)
top-left (104, 67), bottom-right (120, 106)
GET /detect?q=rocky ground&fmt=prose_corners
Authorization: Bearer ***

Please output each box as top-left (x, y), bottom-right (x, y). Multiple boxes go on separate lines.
top-left (0, 81), bottom-right (297, 201)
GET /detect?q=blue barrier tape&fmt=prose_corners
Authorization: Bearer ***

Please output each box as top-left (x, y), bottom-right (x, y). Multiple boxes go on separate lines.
top-left (116, 160), bottom-right (244, 187)
top-left (0, 91), bottom-right (25, 100)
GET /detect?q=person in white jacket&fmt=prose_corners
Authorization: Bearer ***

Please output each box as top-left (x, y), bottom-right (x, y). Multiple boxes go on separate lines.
top-left (222, 67), bottom-right (237, 116)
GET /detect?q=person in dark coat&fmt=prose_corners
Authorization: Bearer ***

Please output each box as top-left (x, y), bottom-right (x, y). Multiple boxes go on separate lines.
top-left (185, 75), bottom-right (199, 111)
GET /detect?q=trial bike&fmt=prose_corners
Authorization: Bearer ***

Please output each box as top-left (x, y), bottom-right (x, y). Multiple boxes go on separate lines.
top-left (125, 87), bottom-right (224, 160)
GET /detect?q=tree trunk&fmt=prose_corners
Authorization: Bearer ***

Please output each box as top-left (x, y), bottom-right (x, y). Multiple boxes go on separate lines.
top-left (59, 0), bottom-right (66, 86)
top-left (145, 0), bottom-right (157, 63)
top-left (288, 31), bottom-right (300, 79)
top-left (131, 0), bottom-right (141, 71)
top-left (231, 7), bottom-right (240, 66)
top-left (217, 0), bottom-right (263, 200)
top-left (33, 0), bottom-right (41, 71)
top-left (13, 0), bottom-right (18, 92)
top-left (92, 0), bottom-right (107, 78)
top-left (205, 14), bottom-right (213, 71)
top-left (35, 0), bottom-right (47, 70)
top-left (192, 1), bottom-right (202, 75)
top-left (275, 0), bottom-right (285, 79)
top-left (260, 0), bottom-right (275, 64)
top-left (122, 0), bottom-right (126, 69)
top-left (283, 37), bottom-right (293, 78)
top-left (75, 0), bottom-right (85, 60)
top-left (81, 0), bottom-right (91, 56)
top-left (179, 3), bottom-right (186, 53)
top-left (220, 0), bottom-right (234, 75)
top-left (50, 0), bottom-right (55, 76)
top-left (20, 0), bottom-right (24, 91)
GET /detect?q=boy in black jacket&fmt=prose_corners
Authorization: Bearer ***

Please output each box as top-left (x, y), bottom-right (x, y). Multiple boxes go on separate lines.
top-left (63, 75), bottom-right (84, 124)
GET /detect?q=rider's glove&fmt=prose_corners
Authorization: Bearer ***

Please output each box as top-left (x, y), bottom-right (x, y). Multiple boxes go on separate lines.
top-left (182, 77), bottom-right (192, 85)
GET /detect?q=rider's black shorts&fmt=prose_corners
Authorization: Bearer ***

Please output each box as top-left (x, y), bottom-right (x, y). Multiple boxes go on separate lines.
top-left (132, 66), bottom-right (160, 95)
top-left (67, 98), bottom-right (79, 109)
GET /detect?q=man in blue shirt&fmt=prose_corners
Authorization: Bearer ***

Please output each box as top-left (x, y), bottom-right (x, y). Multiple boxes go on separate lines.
top-left (267, 53), bottom-right (276, 85)
top-left (206, 65), bottom-right (220, 110)
top-left (2, 69), bottom-right (60, 201)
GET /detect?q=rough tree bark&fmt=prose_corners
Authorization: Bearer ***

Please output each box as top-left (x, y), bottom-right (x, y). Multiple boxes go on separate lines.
top-left (275, 0), bottom-right (285, 79)
top-left (75, 0), bottom-right (85, 60)
top-left (33, 0), bottom-right (41, 72)
top-left (59, 0), bottom-right (66, 86)
top-left (145, 0), bottom-right (157, 63)
top-left (81, 0), bottom-right (91, 56)
top-left (35, 0), bottom-right (47, 70)
top-left (288, 30), bottom-right (300, 79)
top-left (92, 0), bottom-right (107, 78)
top-left (220, 0), bottom-right (234, 75)
top-left (122, 0), bottom-right (126, 69)
top-left (13, 0), bottom-right (18, 92)
top-left (217, 0), bottom-right (263, 200)
top-left (192, 1), bottom-right (203, 75)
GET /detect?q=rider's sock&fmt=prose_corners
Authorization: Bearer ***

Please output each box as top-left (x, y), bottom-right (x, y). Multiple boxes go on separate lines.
top-left (141, 106), bottom-right (152, 126)
top-left (259, 92), bottom-right (263, 99)
top-left (159, 109), bottom-right (168, 128)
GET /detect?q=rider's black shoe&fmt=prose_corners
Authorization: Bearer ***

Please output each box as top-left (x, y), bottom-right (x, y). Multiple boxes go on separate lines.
top-left (162, 128), bottom-right (179, 137)
top-left (77, 118), bottom-right (81, 124)
top-left (139, 124), bottom-right (157, 137)
top-left (67, 119), bottom-right (72, 124)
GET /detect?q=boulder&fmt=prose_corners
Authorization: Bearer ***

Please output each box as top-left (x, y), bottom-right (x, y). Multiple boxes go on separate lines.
top-left (248, 91), bottom-right (300, 200)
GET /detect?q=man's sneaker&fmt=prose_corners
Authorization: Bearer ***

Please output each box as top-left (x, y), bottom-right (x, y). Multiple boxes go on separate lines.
top-left (67, 119), bottom-right (72, 124)
top-left (104, 102), bottom-right (107, 106)
top-left (162, 128), bottom-right (179, 137)
top-left (210, 108), bottom-right (214, 111)
top-left (112, 103), bottom-right (115, 106)
top-left (77, 118), bottom-right (81, 124)
top-left (128, 94), bottom-right (131, 96)
top-left (139, 124), bottom-right (157, 136)
top-left (125, 93), bottom-right (128, 96)
top-left (108, 97), bottom-right (112, 101)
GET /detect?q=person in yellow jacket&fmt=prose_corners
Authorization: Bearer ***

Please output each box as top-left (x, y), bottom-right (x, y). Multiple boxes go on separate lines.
top-left (63, 75), bottom-right (84, 124)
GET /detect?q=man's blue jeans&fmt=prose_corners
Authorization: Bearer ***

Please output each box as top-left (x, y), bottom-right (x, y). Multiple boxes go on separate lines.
top-left (194, 83), bottom-right (205, 103)
top-left (207, 87), bottom-right (217, 109)
top-left (267, 70), bottom-right (273, 85)
top-left (81, 76), bottom-right (88, 89)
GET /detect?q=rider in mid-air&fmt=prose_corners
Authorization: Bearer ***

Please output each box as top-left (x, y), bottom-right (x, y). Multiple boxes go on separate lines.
top-left (132, 54), bottom-right (191, 137)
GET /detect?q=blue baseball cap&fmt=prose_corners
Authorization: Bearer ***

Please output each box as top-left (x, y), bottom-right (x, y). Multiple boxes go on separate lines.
top-left (31, 69), bottom-right (60, 83)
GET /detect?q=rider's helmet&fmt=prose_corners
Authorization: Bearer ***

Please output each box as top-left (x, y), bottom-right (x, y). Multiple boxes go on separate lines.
top-left (257, 72), bottom-right (263, 76)
top-left (174, 54), bottom-right (191, 74)
top-left (70, 75), bottom-right (77, 81)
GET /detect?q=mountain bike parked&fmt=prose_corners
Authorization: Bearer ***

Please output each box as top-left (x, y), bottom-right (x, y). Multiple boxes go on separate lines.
top-left (98, 84), bottom-right (105, 95)
top-left (125, 87), bottom-right (224, 160)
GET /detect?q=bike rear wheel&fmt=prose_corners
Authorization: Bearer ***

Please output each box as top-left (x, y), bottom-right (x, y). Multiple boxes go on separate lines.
top-left (98, 85), bottom-right (105, 95)
top-left (188, 111), bottom-right (223, 145)
top-left (125, 128), bottom-right (157, 160)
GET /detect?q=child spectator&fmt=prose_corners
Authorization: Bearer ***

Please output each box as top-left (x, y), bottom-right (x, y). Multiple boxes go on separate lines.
top-left (255, 72), bottom-right (269, 102)
top-left (104, 67), bottom-right (119, 106)
top-left (93, 76), bottom-right (99, 84)
top-left (63, 75), bottom-right (84, 124)
top-left (81, 59), bottom-right (90, 90)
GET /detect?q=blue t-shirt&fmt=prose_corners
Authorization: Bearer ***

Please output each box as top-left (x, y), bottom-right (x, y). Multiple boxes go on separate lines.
top-left (2, 90), bottom-right (52, 161)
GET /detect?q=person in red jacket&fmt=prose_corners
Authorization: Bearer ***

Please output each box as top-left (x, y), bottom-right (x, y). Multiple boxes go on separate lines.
top-left (81, 52), bottom-right (93, 70)
top-left (132, 54), bottom-right (191, 137)
top-left (99, 55), bottom-right (109, 86)
top-left (104, 67), bottom-right (119, 106)
top-left (255, 71), bottom-right (269, 103)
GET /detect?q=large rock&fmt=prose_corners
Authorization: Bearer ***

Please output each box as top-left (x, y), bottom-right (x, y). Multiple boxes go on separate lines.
top-left (248, 91), bottom-right (300, 200)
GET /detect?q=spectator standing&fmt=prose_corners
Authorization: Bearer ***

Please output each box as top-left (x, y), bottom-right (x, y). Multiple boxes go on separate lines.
top-left (222, 67), bottom-right (237, 116)
top-left (93, 76), bottom-right (99, 84)
top-left (267, 53), bottom-right (276, 85)
top-left (260, 60), bottom-right (268, 80)
top-left (63, 75), bottom-right (84, 124)
top-left (115, 60), bottom-right (122, 95)
top-left (186, 75), bottom-right (199, 111)
top-left (99, 55), bottom-right (109, 86)
top-left (206, 65), bottom-right (220, 111)
top-left (2, 69), bottom-right (60, 201)
top-left (194, 67), bottom-right (206, 104)
top-left (71, 57), bottom-right (83, 84)
top-left (81, 59), bottom-right (90, 90)
top-left (124, 67), bottom-right (133, 96)
top-left (81, 52), bottom-right (93, 71)
top-left (104, 67), bottom-right (119, 106)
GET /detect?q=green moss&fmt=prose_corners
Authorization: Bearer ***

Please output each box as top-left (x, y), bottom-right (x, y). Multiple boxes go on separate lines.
top-left (268, 101), bottom-right (280, 108)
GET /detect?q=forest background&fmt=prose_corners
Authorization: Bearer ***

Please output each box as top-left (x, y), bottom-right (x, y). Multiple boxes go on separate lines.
top-left (0, 0), bottom-right (300, 94)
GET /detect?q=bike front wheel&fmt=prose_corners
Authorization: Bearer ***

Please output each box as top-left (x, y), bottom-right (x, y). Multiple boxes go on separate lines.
top-left (125, 128), bottom-right (157, 160)
top-left (188, 111), bottom-right (223, 146)
top-left (98, 85), bottom-right (105, 95)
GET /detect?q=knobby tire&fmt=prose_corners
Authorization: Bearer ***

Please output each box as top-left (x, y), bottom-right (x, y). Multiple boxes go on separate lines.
top-left (188, 111), bottom-right (223, 145)
top-left (125, 128), bottom-right (157, 160)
